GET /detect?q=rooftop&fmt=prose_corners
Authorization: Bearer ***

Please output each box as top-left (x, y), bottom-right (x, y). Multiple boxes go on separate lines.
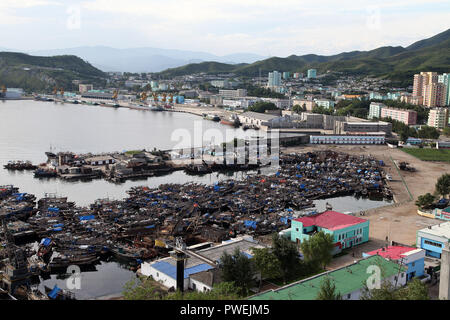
top-left (294, 210), bottom-right (367, 231)
top-left (364, 246), bottom-right (419, 261)
top-left (151, 237), bottom-right (265, 269)
top-left (239, 112), bottom-right (279, 121)
top-left (249, 255), bottom-right (405, 300)
top-left (418, 222), bottom-right (450, 240)
top-left (151, 261), bottom-right (213, 280)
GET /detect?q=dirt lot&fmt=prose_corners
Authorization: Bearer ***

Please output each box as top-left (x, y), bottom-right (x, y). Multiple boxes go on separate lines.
top-left (283, 145), bottom-right (450, 246)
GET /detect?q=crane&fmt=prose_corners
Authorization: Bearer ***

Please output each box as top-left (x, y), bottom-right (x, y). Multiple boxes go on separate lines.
top-left (112, 90), bottom-right (118, 100)
top-left (140, 92), bottom-right (147, 102)
top-left (59, 88), bottom-right (64, 96)
top-left (1, 85), bottom-right (6, 94)
top-left (168, 94), bottom-right (174, 104)
top-left (162, 93), bottom-right (167, 103)
top-left (53, 87), bottom-right (58, 95)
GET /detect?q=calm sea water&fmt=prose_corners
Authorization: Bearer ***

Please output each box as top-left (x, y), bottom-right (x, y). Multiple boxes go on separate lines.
top-left (0, 100), bottom-right (391, 299)
top-left (0, 100), bottom-right (265, 205)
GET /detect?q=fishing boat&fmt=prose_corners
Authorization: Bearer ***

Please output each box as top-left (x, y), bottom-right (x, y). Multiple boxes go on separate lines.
top-left (149, 105), bottom-right (164, 111)
top-left (4, 161), bottom-right (37, 171)
top-left (45, 285), bottom-right (76, 300)
top-left (34, 168), bottom-right (57, 178)
top-left (111, 244), bottom-right (156, 261)
top-left (205, 114), bottom-right (220, 121)
top-left (48, 252), bottom-right (99, 270)
top-left (220, 116), bottom-right (240, 128)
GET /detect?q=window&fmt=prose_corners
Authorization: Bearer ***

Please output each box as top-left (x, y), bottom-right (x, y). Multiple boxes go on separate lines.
top-left (296, 228), bottom-right (299, 232)
top-left (156, 272), bottom-right (159, 277)
top-left (424, 240), bottom-right (442, 248)
top-left (412, 262), bottom-right (415, 267)
top-left (347, 294), bottom-right (351, 299)
top-left (192, 283), bottom-right (196, 290)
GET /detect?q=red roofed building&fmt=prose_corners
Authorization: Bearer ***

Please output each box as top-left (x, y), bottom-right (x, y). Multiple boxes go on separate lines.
top-left (363, 245), bottom-right (426, 282)
top-left (290, 211), bottom-right (369, 254)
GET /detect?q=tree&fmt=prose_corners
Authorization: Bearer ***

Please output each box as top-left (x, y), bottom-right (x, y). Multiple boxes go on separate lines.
top-left (219, 248), bottom-right (255, 295)
top-left (164, 282), bottom-right (242, 300)
top-left (443, 127), bottom-right (450, 137)
top-left (415, 193), bottom-right (436, 209)
top-left (292, 104), bottom-right (305, 114)
top-left (271, 233), bottom-right (300, 284)
top-left (436, 173), bottom-right (450, 199)
top-left (361, 278), bottom-right (430, 300)
top-left (360, 281), bottom-right (397, 300)
top-left (251, 247), bottom-right (282, 288)
top-left (248, 101), bottom-right (278, 113)
top-left (300, 231), bottom-right (334, 270)
top-left (122, 276), bottom-right (165, 300)
top-left (315, 276), bottom-right (342, 300)
top-left (417, 126), bottom-right (440, 139)
top-left (396, 278), bottom-right (429, 300)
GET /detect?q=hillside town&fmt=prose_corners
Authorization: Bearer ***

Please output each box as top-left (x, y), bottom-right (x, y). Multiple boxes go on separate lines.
top-left (0, 2), bottom-right (450, 308)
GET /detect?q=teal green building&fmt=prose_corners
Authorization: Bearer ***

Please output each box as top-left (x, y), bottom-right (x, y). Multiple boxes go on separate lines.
top-left (290, 211), bottom-right (369, 254)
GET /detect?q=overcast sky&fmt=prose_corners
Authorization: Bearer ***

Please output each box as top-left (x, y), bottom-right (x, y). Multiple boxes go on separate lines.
top-left (1, 0), bottom-right (449, 57)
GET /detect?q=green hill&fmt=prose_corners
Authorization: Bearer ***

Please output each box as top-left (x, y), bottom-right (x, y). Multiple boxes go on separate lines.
top-left (158, 61), bottom-right (245, 78)
top-left (0, 52), bottom-right (106, 93)
top-left (156, 28), bottom-right (450, 85)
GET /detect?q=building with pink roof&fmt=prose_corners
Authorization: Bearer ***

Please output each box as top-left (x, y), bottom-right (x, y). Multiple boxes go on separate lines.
top-left (363, 245), bottom-right (426, 281)
top-left (290, 211), bottom-right (369, 254)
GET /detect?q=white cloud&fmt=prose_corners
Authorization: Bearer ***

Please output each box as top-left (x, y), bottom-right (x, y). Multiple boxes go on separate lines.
top-left (1, 0), bottom-right (449, 55)
top-left (0, 0), bottom-right (61, 9)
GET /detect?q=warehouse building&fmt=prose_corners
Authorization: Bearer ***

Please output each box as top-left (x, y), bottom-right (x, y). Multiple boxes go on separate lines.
top-left (334, 121), bottom-right (392, 135)
top-left (310, 133), bottom-right (385, 145)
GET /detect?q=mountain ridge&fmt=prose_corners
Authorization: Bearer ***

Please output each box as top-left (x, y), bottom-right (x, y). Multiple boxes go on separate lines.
top-left (0, 52), bottom-right (106, 92)
top-left (30, 46), bottom-right (266, 73)
top-left (156, 28), bottom-right (450, 85)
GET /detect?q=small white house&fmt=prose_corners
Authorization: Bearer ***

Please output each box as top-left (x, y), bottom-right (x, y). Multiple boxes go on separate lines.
top-left (140, 236), bottom-right (266, 292)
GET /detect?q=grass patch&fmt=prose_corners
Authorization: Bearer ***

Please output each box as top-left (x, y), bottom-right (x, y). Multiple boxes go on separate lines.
top-left (401, 148), bottom-right (450, 162)
top-left (125, 150), bottom-right (144, 156)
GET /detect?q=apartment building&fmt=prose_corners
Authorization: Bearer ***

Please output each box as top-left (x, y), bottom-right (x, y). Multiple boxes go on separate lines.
top-left (380, 107), bottom-right (417, 125)
top-left (427, 108), bottom-right (449, 129)
top-left (368, 102), bottom-right (386, 119)
top-left (218, 89), bottom-right (247, 99)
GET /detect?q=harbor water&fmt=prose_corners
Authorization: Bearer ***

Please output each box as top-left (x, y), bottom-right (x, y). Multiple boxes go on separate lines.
top-left (1, 100), bottom-right (392, 299)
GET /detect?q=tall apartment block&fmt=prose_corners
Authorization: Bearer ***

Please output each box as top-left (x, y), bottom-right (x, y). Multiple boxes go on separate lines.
top-left (412, 72), bottom-right (448, 107)
top-left (268, 71), bottom-right (282, 88)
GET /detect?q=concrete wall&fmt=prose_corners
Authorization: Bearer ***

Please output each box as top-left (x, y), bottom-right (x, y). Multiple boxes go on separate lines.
top-left (140, 262), bottom-right (189, 290)
top-left (189, 278), bottom-right (212, 293)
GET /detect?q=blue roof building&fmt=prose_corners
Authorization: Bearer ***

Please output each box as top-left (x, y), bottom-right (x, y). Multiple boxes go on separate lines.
top-left (140, 236), bottom-right (266, 292)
